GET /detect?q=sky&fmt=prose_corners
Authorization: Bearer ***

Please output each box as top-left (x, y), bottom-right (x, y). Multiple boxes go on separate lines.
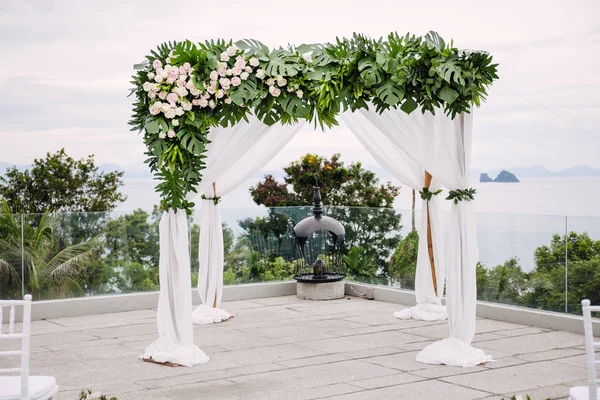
top-left (0, 0), bottom-right (599, 174)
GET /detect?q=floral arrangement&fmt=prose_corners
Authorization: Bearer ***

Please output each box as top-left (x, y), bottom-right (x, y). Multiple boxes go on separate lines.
top-left (129, 32), bottom-right (498, 212)
top-left (79, 389), bottom-right (117, 400)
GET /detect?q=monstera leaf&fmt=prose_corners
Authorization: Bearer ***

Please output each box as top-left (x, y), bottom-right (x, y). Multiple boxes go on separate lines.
top-left (265, 49), bottom-right (300, 77)
top-left (235, 39), bottom-right (270, 60)
top-left (375, 80), bottom-right (404, 106)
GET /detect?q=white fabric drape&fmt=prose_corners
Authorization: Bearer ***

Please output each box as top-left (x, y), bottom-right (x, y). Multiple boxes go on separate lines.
top-left (141, 209), bottom-right (210, 367)
top-left (192, 116), bottom-right (305, 324)
top-left (341, 111), bottom-right (446, 321)
top-left (348, 105), bottom-right (492, 367)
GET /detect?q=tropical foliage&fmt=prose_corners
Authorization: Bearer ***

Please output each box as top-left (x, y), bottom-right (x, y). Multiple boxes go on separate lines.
top-left (129, 32), bottom-right (498, 211)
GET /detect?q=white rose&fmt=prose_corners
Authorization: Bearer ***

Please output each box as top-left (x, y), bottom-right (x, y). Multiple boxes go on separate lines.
top-left (226, 45), bottom-right (238, 56)
top-left (272, 87), bottom-right (281, 97)
top-left (220, 52), bottom-right (229, 62)
top-left (147, 72), bottom-right (155, 80)
top-left (217, 90), bottom-right (224, 99)
top-left (182, 101), bottom-right (192, 111)
top-left (302, 53), bottom-right (312, 63)
top-left (209, 71), bottom-right (218, 81)
top-left (240, 72), bottom-right (249, 80)
top-left (149, 105), bottom-right (160, 115)
top-left (277, 77), bottom-right (287, 87)
top-left (175, 107), bottom-right (184, 116)
top-left (176, 87), bottom-right (188, 97)
top-left (166, 57), bottom-right (171, 64)
top-left (224, 98), bottom-right (232, 104)
top-left (266, 78), bottom-right (275, 86)
top-left (172, 119), bottom-right (179, 126)
top-left (268, 85), bottom-right (276, 95)
top-left (159, 131), bottom-right (166, 139)
top-left (255, 69), bottom-right (265, 79)
top-left (249, 57), bottom-right (259, 67)
top-left (154, 74), bottom-right (164, 83)
top-left (190, 87), bottom-right (201, 96)
top-left (245, 66), bottom-right (252, 73)
top-left (165, 109), bottom-right (176, 119)
top-left (199, 98), bottom-right (208, 107)
top-left (209, 100), bottom-right (216, 108)
top-left (142, 82), bottom-right (152, 92)
top-left (296, 89), bottom-right (303, 98)
top-left (148, 91), bottom-right (157, 99)
top-left (218, 61), bottom-right (227, 69)
top-left (226, 69), bottom-right (233, 76)
top-left (287, 87), bottom-right (294, 92)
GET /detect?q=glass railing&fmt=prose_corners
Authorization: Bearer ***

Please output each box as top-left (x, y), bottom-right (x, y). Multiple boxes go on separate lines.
top-left (1, 206), bottom-right (598, 318)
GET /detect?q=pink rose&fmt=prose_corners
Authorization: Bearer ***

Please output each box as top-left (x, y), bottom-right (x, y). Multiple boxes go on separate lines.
top-left (167, 130), bottom-right (176, 138)
top-left (207, 86), bottom-right (215, 95)
top-left (179, 66), bottom-right (186, 75)
top-left (167, 93), bottom-right (178, 104)
top-left (153, 60), bottom-right (162, 69)
top-left (217, 68), bottom-right (226, 77)
top-left (245, 66), bottom-right (252, 73)
top-left (249, 57), bottom-right (259, 67)
top-left (185, 81), bottom-right (195, 90)
top-left (199, 98), bottom-right (208, 107)
top-left (209, 71), bottom-right (218, 81)
top-left (148, 91), bottom-right (157, 99)
top-left (158, 91), bottom-right (167, 100)
top-left (192, 99), bottom-right (199, 106)
top-left (176, 79), bottom-right (185, 87)
top-left (231, 77), bottom-right (241, 86)
top-left (166, 77), bottom-right (175, 85)
top-left (226, 45), bottom-right (238, 56)
top-left (266, 78), bottom-right (275, 86)
top-left (224, 98), bottom-right (232, 104)
top-left (233, 67), bottom-right (243, 76)
top-left (149, 105), bottom-right (160, 115)
top-left (272, 88), bottom-right (281, 97)
top-left (183, 62), bottom-right (191, 71)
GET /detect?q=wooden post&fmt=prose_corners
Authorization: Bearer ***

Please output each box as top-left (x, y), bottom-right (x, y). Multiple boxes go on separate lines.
top-left (424, 172), bottom-right (438, 296)
top-left (212, 181), bottom-right (218, 308)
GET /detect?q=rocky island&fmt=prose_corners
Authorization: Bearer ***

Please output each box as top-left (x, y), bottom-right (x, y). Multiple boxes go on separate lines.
top-left (480, 170), bottom-right (519, 183)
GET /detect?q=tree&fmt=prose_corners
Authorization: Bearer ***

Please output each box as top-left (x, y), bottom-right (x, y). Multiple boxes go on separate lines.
top-left (388, 231), bottom-right (419, 289)
top-left (249, 153), bottom-right (402, 277)
top-left (0, 148), bottom-right (126, 213)
top-left (478, 258), bottom-right (528, 305)
top-left (0, 200), bottom-right (94, 299)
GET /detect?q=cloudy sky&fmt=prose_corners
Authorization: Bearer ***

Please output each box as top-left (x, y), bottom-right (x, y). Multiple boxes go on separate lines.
top-left (0, 0), bottom-right (599, 173)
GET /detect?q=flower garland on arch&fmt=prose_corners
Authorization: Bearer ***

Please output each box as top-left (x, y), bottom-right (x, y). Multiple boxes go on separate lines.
top-left (129, 32), bottom-right (498, 212)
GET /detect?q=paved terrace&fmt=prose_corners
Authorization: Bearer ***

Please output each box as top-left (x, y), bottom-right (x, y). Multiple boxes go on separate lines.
top-left (2, 295), bottom-right (597, 400)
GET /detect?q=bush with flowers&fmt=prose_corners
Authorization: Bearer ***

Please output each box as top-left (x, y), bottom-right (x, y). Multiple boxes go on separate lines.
top-left (129, 32), bottom-right (498, 212)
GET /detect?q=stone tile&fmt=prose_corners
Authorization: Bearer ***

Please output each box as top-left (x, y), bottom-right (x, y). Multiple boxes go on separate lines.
top-left (249, 295), bottom-right (306, 306)
top-left (500, 384), bottom-right (572, 400)
top-left (441, 360), bottom-right (587, 394)
top-left (245, 383), bottom-right (362, 400)
top-left (29, 330), bottom-right (99, 348)
top-left (326, 379), bottom-right (490, 400)
top-left (339, 346), bottom-right (406, 360)
top-left (217, 332), bottom-right (339, 352)
top-left (118, 379), bottom-right (237, 400)
top-left (57, 383), bottom-right (144, 400)
top-left (350, 372), bottom-right (425, 389)
top-left (341, 312), bottom-right (438, 327)
top-left (44, 337), bottom-right (122, 351)
top-left (474, 319), bottom-right (532, 334)
top-left (494, 327), bottom-right (549, 337)
top-left (362, 351), bottom-right (430, 372)
top-left (238, 318), bottom-right (364, 339)
top-left (276, 353), bottom-right (351, 368)
top-left (296, 330), bottom-right (424, 354)
top-left (409, 363), bottom-right (488, 378)
top-left (517, 347), bottom-right (586, 363)
top-left (48, 309), bottom-right (156, 327)
top-left (477, 331), bottom-right (585, 355)
top-left (229, 359), bottom-right (396, 395)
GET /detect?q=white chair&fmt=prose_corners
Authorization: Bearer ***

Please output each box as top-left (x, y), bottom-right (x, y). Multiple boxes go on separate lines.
top-left (570, 299), bottom-right (600, 400)
top-left (0, 295), bottom-right (58, 400)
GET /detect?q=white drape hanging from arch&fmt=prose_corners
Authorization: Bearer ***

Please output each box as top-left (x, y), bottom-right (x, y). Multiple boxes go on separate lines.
top-left (141, 210), bottom-right (210, 366)
top-left (346, 105), bottom-right (493, 367)
top-left (191, 116), bottom-right (306, 324)
top-left (341, 111), bottom-right (446, 321)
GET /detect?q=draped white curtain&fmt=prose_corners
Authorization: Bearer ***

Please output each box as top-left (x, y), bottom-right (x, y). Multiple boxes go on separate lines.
top-left (141, 210), bottom-right (210, 367)
top-left (191, 116), bottom-right (305, 324)
top-left (341, 111), bottom-right (446, 321)
top-left (348, 105), bottom-right (492, 367)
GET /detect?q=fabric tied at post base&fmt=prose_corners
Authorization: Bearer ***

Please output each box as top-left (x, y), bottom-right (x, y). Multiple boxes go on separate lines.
top-left (192, 304), bottom-right (232, 324)
top-left (394, 302), bottom-right (447, 321)
top-left (416, 337), bottom-right (494, 368)
top-left (141, 336), bottom-right (209, 367)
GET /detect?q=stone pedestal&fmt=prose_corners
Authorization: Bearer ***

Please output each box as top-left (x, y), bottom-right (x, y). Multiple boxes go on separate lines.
top-left (297, 280), bottom-right (345, 300)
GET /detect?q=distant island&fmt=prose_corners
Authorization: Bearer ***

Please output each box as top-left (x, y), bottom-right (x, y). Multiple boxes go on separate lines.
top-left (480, 170), bottom-right (519, 183)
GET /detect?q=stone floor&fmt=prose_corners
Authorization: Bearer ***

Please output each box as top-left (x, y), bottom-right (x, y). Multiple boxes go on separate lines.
top-left (2, 295), bottom-right (597, 400)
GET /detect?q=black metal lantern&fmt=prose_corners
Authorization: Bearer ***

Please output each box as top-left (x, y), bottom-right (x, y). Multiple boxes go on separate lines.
top-left (292, 178), bottom-right (346, 283)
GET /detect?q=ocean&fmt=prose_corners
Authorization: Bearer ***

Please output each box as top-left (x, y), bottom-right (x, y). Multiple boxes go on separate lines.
top-left (117, 177), bottom-right (600, 272)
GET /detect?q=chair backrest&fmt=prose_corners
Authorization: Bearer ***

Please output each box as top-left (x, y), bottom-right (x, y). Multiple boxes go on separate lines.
top-left (0, 294), bottom-right (32, 400)
top-left (582, 299), bottom-right (600, 400)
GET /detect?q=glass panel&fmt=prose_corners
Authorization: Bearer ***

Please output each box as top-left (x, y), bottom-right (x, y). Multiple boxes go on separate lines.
top-left (476, 212), bottom-right (567, 313)
top-left (0, 211), bottom-right (24, 299)
top-left (566, 215), bottom-right (600, 317)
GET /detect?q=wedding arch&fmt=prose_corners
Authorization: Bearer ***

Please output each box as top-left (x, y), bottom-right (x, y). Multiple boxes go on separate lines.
top-left (129, 31), bottom-right (499, 368)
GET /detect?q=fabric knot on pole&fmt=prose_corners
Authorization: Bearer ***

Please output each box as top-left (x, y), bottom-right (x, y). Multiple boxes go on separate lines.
top-left (419, 187), bottom-right (443, 201)
top-left (446, 188), bottom-right (477, 204)
top-left (201, 194), bottom-right (221, 205)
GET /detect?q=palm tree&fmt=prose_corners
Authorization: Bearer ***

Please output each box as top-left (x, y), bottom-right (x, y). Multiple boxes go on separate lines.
top-left (0, 200), bottom-right (94, 299)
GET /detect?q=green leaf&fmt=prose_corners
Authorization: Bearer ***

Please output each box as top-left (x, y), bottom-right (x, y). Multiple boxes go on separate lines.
top-left (235, 39), bottom-right (270, 60)
top-left (265, 49), bottom-right (300, 77)
top-left (145, 119), bottom-right (160, 134)
top-left (400, 97), bottom-right (418, 114)
top-left (177, 129), bottom-right (207, 155)
top-left (375, 81), bottom-right (404, 106)
top-left (438, 87), bottom-right (459, 104)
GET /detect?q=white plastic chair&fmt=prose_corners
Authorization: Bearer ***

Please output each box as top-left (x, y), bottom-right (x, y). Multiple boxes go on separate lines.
top-left (0, 295), bottom-right (58, 400)
top-left (570, 299), bottom-right (600, 400)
